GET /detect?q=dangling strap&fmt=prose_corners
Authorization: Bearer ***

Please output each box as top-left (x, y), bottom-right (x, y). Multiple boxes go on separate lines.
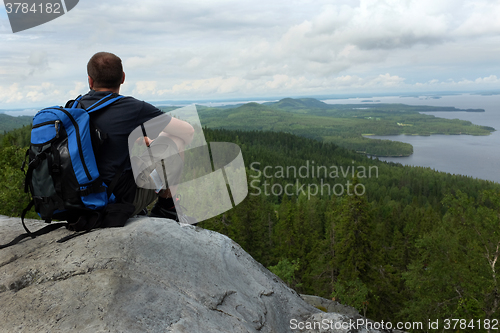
top-left (20, 200), bottom-right (35, 236)
top-left (20, 148), bottom-right (29, 175)
top-left (0, 220), bottom-right (67, 249)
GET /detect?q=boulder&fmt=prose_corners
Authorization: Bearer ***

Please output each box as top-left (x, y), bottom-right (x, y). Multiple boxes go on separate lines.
top-left (0, 215), bottom-right (400, 333)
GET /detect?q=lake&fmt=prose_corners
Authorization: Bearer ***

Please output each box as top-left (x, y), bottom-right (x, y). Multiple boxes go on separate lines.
top-left (323, 94), bottom-right (500, 184)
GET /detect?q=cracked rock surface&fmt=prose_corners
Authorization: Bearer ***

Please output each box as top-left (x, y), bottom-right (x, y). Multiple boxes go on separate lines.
top-left (0, 216), bottom-right (396, 333)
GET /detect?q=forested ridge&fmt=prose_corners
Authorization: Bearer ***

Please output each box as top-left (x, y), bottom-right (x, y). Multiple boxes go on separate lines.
top-left (192, 98), bottom-right (494, 157)
top-left (1, 123), bottom-right (499, 331)
top-left (0, 114), bottom-right (32, 133)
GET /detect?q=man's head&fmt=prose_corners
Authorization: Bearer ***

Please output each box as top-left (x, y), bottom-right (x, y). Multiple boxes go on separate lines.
top-left (87, 52), bottom-right (125, 91)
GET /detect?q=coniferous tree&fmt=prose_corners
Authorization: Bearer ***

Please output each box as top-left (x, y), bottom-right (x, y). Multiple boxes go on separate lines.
top-left (403, 190), bottom-right (500, 331)
top-left (332, 177), bottom-right (374, 314)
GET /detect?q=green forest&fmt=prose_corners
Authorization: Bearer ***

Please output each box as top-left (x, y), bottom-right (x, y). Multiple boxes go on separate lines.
top-left (0, 114), bottom-right (33, 133)
top-left (199, 129), bottom-right (500, 332)
top-left (1, 121), bottom-right (499, 332)
top-left (174, 98), bottom-right (494, 157)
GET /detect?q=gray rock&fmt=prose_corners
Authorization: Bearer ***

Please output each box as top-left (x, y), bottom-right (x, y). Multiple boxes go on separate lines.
top-left (0, 215), bottom-right (397, 333)
top-left (297, 296), bottom-right (407, 333)
top-left (300, 294), bottom-right (360, 318)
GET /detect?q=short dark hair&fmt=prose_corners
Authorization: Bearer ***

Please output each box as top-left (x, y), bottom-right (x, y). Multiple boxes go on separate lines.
top-left (87, 52), bottom-right (123, 89)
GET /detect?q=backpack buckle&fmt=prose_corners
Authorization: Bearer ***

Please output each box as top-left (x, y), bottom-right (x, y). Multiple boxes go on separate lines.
top-left (79, 181), bottom-right (106, 197)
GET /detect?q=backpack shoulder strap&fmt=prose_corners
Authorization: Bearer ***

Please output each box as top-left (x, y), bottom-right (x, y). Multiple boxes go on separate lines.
top-left (64, 95), bottom-right (83, 109)
top-left (64, 93), bottom-right (124, 113)
top-left (86, 93), bottom-right (124, 113)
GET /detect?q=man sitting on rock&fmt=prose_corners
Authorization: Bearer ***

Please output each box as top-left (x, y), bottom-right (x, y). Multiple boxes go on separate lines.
top-left (79, 52), bottom-right (194, 222)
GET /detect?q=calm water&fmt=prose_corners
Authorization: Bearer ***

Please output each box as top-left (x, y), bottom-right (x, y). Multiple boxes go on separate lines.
top-left (323, 94), bottom-right (500, 183)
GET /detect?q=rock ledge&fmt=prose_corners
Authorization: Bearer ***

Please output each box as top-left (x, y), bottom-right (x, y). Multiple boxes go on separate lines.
top-left (0, 216), bottom-right (398, 333)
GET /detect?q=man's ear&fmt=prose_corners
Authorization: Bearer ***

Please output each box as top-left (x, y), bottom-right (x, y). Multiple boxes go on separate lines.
top-left (88, 76), bottom-right (94, 89)
top-left (121, 72), bottom-right (125, 84)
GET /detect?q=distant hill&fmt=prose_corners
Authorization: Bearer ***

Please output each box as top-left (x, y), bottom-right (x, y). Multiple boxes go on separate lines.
top-left (0, 114), bottom-right (33, 133)
top-left (263, 97), bottom-right (332, 110)
top-left (236, 102), bottom-right (268, 110)
top-left (261, 97), bottom-right (485, 113)
top-left (198, 97), bottom-right (493, 156)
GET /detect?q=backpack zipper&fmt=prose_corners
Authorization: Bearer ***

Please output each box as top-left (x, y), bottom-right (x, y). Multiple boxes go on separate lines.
top-left (30, 120), bottom-right (62, 145)
top-left (55, 120), bottom-right (61, 138)
top-left (32, 120), bottom-right (56, 128)
top-left (32, 120), bottom-right (61, 136)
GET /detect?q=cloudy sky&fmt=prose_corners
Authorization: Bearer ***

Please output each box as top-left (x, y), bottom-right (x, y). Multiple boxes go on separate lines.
top-left (1, 0), bottom-right (500, 108)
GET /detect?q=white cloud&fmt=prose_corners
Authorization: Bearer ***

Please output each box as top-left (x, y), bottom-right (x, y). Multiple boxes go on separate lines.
top-left (28, 50), bottom-right (48, 67)
top-left (167, 76), bottom-right (247, 96)
top-left (25, 82), bottom-right (63, 102)
top-left (1, 0), bottom-right (500, 107)
top-left (68, 81), bottom-right (88, 98)
top-left (134, 81), bottom-right (158, 95)
top-left (0, 83), bottom-right (23, 104)
top-left (410, 75), bottom-right (500, 88)
top-left (370, 73), bottom-right (406, 87)
top-left (475, 75), bottom-right (499, 84)
top-left (27, 50), bottom-right (49, 75)
top-left (454, 1), bottom-right (500, 37)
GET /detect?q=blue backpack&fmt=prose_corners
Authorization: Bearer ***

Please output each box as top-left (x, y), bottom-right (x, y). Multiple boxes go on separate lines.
top-left (19, 93), bottom-right (125, 237)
